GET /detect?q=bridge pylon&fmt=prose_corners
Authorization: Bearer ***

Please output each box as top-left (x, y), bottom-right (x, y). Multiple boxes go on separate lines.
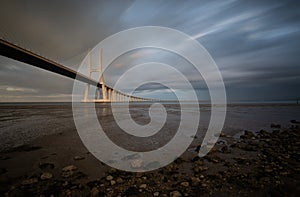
top-left (83, 48), bottom-right (111, 102)
top-left (82, 48), bottom-right (153, 103)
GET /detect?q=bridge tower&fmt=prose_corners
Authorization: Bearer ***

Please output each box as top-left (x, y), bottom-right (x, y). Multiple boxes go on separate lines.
top-left (82, 48), bottom-right (150, 103)
top-left (83, 49), bottom-right (110, 102)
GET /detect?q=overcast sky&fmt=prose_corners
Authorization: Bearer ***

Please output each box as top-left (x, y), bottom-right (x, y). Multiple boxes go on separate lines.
top-left (0, 0), bottom-right (299, 102)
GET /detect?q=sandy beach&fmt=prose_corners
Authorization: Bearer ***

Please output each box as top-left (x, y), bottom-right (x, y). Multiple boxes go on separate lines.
top-left (0, 103), bottom-right (299, 196)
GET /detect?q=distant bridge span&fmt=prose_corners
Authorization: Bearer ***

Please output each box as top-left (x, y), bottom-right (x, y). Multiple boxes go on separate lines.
top-left (0, 38), bottom-right (152, 102)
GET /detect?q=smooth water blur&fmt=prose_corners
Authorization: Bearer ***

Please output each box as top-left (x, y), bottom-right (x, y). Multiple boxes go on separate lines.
top-left (0, 102), bottom-right (299, 152)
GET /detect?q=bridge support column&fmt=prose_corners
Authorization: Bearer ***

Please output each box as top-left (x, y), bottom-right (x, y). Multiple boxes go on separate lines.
top-left (102, 84), bottom-right (107, 101)
top-left (108, 89), bottom-right (111, 101)
top-left (96, 87), bottom-right (100, 99)
top-left (111, 89), bottom-right (115, 102)
top-left (84, 84), bottom-right (90, 101)
top-left (114, 91), bottom-right (117, 102)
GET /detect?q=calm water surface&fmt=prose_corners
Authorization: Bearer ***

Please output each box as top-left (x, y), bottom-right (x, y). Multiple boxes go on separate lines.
top-left (0, 102), bottom-right (299, 152)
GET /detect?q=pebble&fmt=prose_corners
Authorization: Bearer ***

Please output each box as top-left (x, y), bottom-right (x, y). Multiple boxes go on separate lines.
top-left (21, 178), bottom-right (38, 185)
top-left (170, 190), bottom-right (182, 197)
top-left (290, 120), bottom-right (300, 124)
top-left (73, 156), bottom-right (85, 160)
top-left (40, 172), bottom-right (53, 180)
top-left (90, 187), bottom-right (99, 197)
top-left (139, 184), bottom-right (147, 189)
top-left (201, 183), bottom-right (208, 188)
top-left (106, 175), bottom-right (114, 181)
top-left (191, 177), bottom-right (200, 185)
top-left (110, 180), bottom-right (116, 185)
top-left (153, 192), bottom-right (160, 196)
top-left (116, 177), bottom-right (123, 183)
top-left (180, 181), bottom-right (189, 187)
top-left (241, 130), bottom-right (255, 139)
top-left (62, 165), bottom-right (77, 172)
top-left (61, 165), bottom-right (77, 178)
top-left (130, 159), bottom-right (143, 168)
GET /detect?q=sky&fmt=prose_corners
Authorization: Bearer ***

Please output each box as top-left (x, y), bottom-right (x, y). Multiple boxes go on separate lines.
top-left (0, 0), bottom-right (300, 102)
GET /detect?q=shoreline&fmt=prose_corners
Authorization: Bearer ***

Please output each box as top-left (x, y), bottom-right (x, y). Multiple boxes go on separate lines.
top-left (1, 120), bottom-right (299, 196)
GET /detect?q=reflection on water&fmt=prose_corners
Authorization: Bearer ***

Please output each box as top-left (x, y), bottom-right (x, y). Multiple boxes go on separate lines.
top-left (0, 102), bottom-right (300, 152)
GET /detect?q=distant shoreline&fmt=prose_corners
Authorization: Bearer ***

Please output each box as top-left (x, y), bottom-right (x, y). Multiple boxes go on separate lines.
top-left (0, 100), bottom-right (299, 106)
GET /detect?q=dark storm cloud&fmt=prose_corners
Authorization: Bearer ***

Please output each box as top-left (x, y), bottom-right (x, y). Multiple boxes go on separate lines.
top-left (0, 0), bottom-right (299, 101)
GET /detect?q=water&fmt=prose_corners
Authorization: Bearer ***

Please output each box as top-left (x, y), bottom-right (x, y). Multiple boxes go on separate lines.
top-left (0, 102), bottom-right (299, 152)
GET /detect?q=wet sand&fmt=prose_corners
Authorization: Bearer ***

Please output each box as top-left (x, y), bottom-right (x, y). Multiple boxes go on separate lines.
top-left (0, 103), bottom-right (300, 196)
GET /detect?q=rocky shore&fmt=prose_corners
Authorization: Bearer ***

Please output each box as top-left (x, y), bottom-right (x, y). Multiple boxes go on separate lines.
top-left (0, 120), bottom-right (299, 196)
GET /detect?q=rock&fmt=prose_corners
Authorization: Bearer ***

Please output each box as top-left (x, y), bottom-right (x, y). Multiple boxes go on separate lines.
top-left (264, 166), bottom-right (273, 173)
top-left (180, 181), bottom-right (189, 187)
top-left (110, 180), bottom-right (116, 185)
top-left (62, 181), bottom-right (69, 187)
top-left (61, 165), bottom-right (77, 178)
top-left (73, 156), bottom-right (85, 160)
top-left (259, 129), bottom-right (270, 136)
top-left (191, 177), bottom-right (200, 186)
top-left (90, 187), bottom-right (99, 197)
top-left (220, 132), bottom-right (227, 137)
top-left (116, 177), bottom-right (123, 183)
top-left (106, 175), bottom-right (114, 181)
top-left (241, 130), bottom-right (255, 139)
top-left (170, 190), bottom-right (182, 197)
top-left (139, 184), bottom-right (147, 189)
top-left (201, 183), bottom-right (208, 188)
top-left (62, 165), bottom-right (77, 172)
top-left (220, 145), bottom-right (231, 153)
top-left (217, 140), bottom-right (226, 145)
top-left (130, 159), bottom-right (143, 169)
top-left (40, 172), bottom-right (53, 180)
top-left (290, 120), bottom-right (300, 124)
top-left (153, 191), bottom-right (160, 196)
top-left (271, 123), bottom-right (281, 128)
top-left (21, 178), bottom-right (38, 185)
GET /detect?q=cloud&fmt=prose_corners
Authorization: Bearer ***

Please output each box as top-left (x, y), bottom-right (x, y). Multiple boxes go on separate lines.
top-left (0, 0), bottom-right (299, 101)
top-left (5, 86), bottom-right (37, 93)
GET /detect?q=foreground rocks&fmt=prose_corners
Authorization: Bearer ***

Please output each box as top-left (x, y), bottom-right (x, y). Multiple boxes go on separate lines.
top-left (1, 122), bottom-right (300, 196)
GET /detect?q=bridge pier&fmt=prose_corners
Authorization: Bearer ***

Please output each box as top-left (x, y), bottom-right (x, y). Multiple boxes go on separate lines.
top-left (112, 90), bottom-right (116, 102)
top-left (84, 84), bottom-right (90, 102)
top-left (96, 87), bottom-right (101, 100)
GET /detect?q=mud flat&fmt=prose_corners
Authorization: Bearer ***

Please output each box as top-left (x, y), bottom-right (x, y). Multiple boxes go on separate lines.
top-left (0, 119), bottom-right (299, 196)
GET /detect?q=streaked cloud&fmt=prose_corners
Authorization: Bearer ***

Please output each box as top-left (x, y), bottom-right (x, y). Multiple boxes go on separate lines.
top-left (0, 0), bottom-right (299, 101)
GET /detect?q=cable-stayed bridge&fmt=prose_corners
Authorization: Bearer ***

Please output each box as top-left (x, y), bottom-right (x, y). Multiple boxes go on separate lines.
top-left (0, 38), bottom-right (154, 102)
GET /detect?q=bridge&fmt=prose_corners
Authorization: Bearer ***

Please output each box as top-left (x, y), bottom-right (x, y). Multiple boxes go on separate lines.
top-left (0, 38), bottom-right (154, 102)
